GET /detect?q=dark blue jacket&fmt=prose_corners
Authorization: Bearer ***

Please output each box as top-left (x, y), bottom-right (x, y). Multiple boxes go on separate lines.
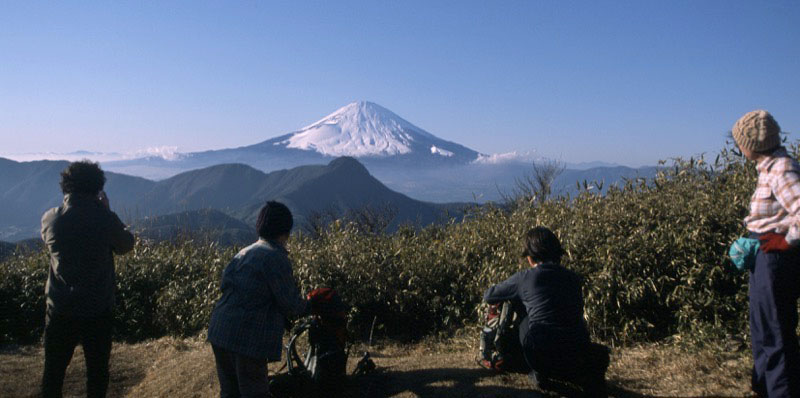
top-left (484, 262), bottom-right (590, 350)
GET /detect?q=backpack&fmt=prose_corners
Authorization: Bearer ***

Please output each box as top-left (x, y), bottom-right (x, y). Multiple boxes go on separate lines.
top-left (270, 288), bottom-right (349, 397)
top-left (478, 301), bottom-right (528, 372)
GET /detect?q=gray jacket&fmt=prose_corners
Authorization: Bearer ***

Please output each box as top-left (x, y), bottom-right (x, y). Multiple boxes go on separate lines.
top-left (207, 239), bottom-right (308, 360)
top-left (41, 193), bottom-right (135, 317)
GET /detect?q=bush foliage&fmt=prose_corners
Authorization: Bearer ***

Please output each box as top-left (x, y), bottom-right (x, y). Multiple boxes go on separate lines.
top-left (0, 145), bottom-right (770, 345)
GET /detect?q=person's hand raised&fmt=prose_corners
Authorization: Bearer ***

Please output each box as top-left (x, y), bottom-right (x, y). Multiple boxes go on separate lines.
top-left (98, 191), bottom-right (110, 210)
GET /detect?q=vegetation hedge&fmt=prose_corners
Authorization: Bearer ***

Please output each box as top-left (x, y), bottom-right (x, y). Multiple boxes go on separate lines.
top-left (0, 145), bottom-right (767, 345)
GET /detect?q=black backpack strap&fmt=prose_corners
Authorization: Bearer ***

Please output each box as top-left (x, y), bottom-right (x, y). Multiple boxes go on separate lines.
top-left (285, 319), bottom-right (312, 377)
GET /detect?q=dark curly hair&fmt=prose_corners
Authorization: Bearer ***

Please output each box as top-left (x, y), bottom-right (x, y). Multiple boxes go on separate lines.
top-left (522, 226), bottom-right (566, 264)
top-left (60, 160), bottom-right (106, 196)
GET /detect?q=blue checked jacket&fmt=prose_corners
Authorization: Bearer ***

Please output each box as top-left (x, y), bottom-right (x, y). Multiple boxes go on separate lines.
top-left (207, 239), bottom-right (308, 360)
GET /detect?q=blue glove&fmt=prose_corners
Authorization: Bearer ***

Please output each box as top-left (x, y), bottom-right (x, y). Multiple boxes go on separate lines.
top-left (729, 237), bottom-right (760, 272)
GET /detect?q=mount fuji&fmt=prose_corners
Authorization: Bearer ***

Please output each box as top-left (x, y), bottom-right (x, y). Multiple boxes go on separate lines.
top-left (101, 101), bottom-right (657, 203)
top-left (105, 101), bottom-right (481, 180)
top-left (264, 101), bottom-right (479, 161)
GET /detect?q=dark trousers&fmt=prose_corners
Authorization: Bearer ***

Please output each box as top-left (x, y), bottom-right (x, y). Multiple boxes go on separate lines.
top-left (212, 344), bottom-right (271, 398)
top-left (519, 318), bottom-right (608, 396)
top-left (750, 248), bottom-right (800, 397)
top-left (523, 343), bottom-right (609, 390)
top-left (41, 310), bottom-right (113, 398)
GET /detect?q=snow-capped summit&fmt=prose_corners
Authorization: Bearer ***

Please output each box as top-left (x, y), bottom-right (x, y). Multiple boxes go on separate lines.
top-left (281, 101), bottom-right (425, 156)
top-left (272, 101), bottom-right (478, 161)
top-left (105, 101), bottom-right (483, 179)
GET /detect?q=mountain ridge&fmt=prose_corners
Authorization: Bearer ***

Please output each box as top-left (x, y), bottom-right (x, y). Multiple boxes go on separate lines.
top-left (4, 103), bottom-right (660, 204)
top-left (132, 208), bottom-right (254, 246)
top-left (0, 156), bottom-right (465, 242)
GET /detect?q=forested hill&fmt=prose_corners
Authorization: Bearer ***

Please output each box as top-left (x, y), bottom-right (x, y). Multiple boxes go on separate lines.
top-left (0, 157), bottom-right (466, 241)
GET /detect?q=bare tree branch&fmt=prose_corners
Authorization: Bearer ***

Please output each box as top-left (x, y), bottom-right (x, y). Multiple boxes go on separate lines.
top-left (513, 159), bottom-right (565, 204)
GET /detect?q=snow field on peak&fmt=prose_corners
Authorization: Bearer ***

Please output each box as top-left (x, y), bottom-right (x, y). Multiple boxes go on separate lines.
top-left (281, 102), bottom-right (440, 157)
top-left (430, 145), bottom-right (454, 157)
top-left (283, 116), bottom-right (414, 157)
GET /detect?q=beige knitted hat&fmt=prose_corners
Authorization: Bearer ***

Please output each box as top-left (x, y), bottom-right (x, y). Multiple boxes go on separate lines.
top-left (732, 110), bottom-right (781, 153)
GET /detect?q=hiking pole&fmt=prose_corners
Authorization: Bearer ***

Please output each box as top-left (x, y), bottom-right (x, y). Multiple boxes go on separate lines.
top-left (352, 316), bottom-right (377, 376)
top-left (368, 316), bottom-right (377, 347)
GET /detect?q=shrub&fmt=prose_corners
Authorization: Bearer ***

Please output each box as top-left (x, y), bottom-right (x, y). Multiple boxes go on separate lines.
top-left (0, 251), bottom-right (47, 344)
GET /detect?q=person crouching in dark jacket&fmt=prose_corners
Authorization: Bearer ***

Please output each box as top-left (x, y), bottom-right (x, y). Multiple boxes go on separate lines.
top-left (484, 226), bottom-right (609, 397)
top-left (207, 201), bottom-right (309, 398)
top-left (41, 161), bottom-right (135, 398)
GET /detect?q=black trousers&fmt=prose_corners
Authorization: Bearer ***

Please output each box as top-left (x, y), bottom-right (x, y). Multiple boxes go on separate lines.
top-left (523, 343), bottom-right (609, 388)
top-left (41, 310), bottom-right (113, 398)
top-left (212, 344), bottom-right (271, 398)
top-left (519, 318), bottom-right (609, 395)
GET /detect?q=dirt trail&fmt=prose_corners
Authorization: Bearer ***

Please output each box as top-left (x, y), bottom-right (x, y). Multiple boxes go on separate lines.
top-left (0, 337), bottom-right (752, 398)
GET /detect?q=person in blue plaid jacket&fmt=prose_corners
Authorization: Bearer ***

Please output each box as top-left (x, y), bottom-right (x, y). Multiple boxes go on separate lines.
top-left (208, 201), bottom-right (309, 398)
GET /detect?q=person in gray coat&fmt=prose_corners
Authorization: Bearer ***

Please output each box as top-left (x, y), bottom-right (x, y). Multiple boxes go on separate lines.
top-left (207, 201), bottom-right (309, 398)
top-left (40, 160), bottom-right (135, 398)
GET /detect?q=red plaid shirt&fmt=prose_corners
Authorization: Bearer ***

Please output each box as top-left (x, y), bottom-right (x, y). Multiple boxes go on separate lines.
top-left (745, 147), bottom-right (800, 244)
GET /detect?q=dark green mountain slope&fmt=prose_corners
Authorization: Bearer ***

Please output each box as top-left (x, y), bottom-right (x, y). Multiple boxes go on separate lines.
top-left (132, 208), bottom-right (254, 246)
top-left (133, 157), bottom-right (461, 230)
top-left (0, 240), bottom-right (14, 262)
top-left (0, 158), bottom-right (155, 240)
top-left (258, 157), bottom-right (456, 229)
top-left (0, 157), bottom-right (463, 241)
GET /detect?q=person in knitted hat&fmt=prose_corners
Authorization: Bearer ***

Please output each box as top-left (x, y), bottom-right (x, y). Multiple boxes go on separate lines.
top-left (732, 110), bottom-right (800, 397)
top-left (207, 201), bottom-right (308, 397)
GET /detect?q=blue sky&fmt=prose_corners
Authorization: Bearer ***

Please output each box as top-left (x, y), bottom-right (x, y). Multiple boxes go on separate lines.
top-left (1, 1), bottom-right (798, 166)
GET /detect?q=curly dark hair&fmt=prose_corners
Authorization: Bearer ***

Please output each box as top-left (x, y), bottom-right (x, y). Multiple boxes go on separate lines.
top-left (60, 160), bottom-right (106, 195)
top-left (522, 226), bottom-right (566, 264)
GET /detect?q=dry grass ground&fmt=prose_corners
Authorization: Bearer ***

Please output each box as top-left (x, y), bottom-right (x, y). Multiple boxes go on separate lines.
top-left (0, 335), bottom-right (753, 398)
